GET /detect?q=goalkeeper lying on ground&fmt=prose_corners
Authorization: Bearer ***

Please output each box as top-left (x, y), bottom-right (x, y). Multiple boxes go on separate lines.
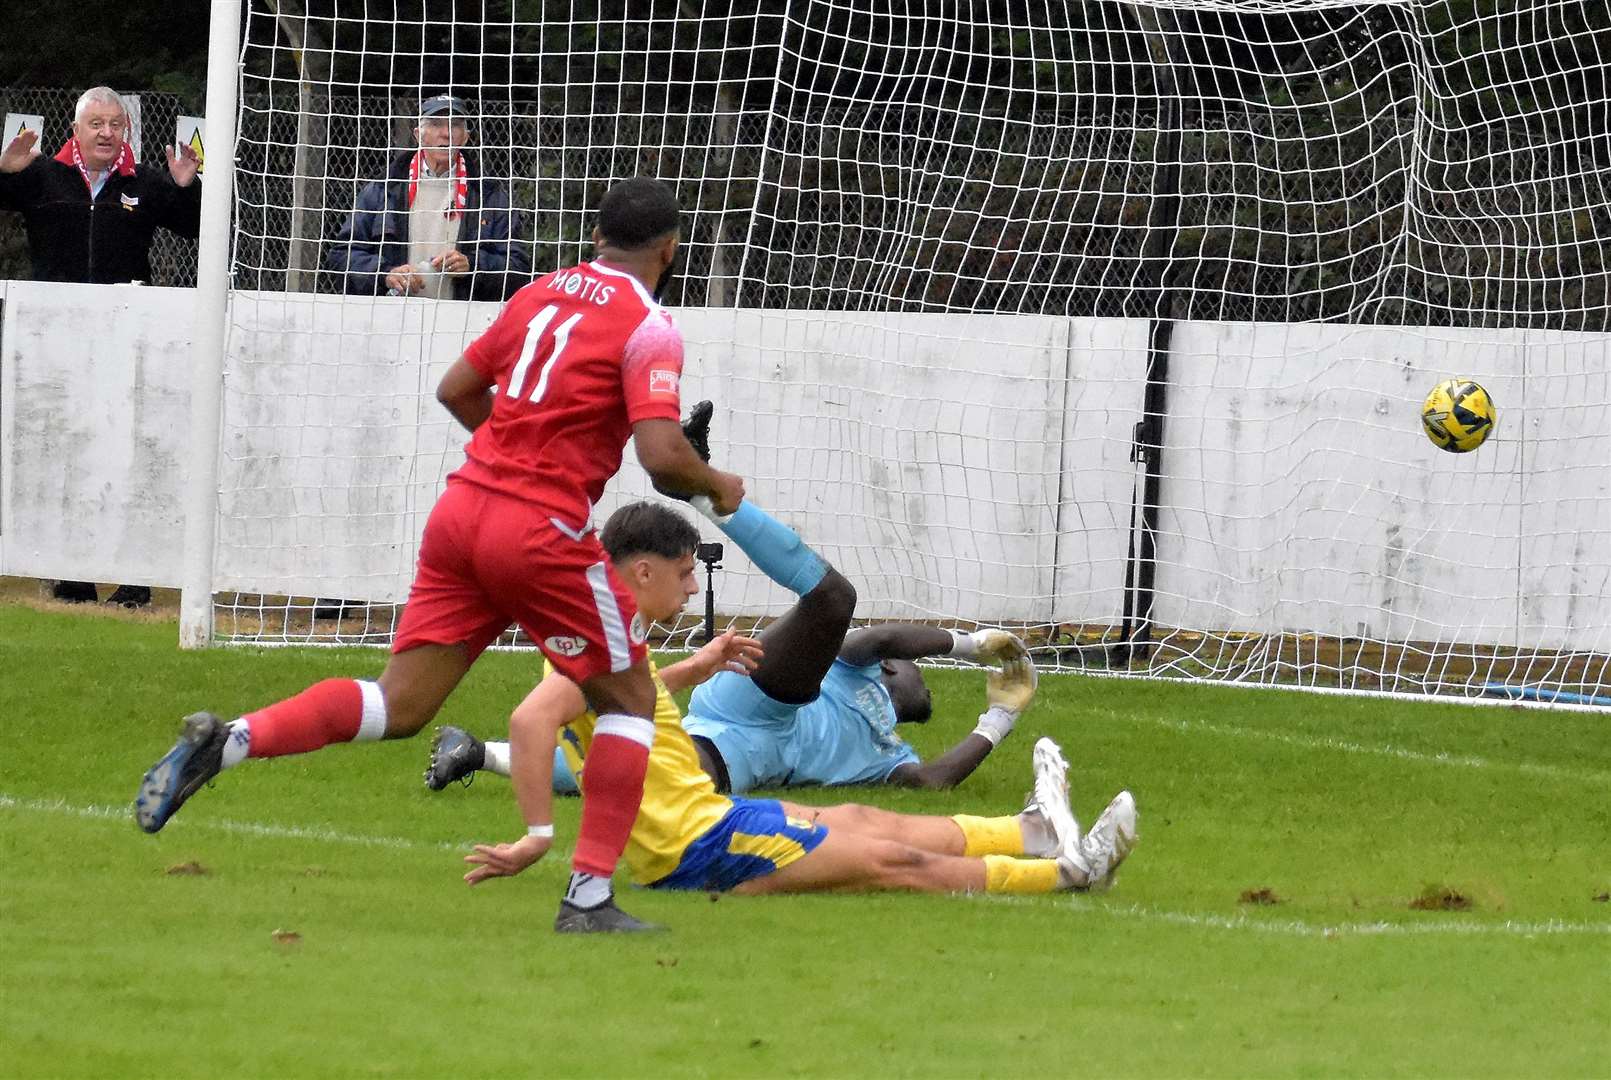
top-left (427, 611), bottom-right (1033, 795)
top-left (459, 499), bottom-right (1136, 912)
top-left (428, 471), bottom-right (1039, 797)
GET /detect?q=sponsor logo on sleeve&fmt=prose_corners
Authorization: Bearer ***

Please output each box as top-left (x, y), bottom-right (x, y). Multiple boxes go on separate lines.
top-left (544, 635), bottom-right (588, 658)
top-left (649, 369), bottom-right (680, 396)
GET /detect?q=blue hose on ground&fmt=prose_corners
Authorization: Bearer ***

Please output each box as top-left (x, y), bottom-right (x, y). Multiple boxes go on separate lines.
top-left (1479, 683), bottom-right (1611, 708)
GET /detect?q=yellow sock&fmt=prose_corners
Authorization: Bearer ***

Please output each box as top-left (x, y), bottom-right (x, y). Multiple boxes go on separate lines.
top-left (982, 855), bottom-right (1061, 895)
top-left (952, 814), bottom-right (1025, 857)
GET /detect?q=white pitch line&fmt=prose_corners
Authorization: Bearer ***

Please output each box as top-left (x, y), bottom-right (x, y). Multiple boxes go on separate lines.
top-left (1117, 714), bottom-right (1611, 787)
top-left (0, 793), bottom-right (467, 852)
top-left (10, 794), bottom-right (1607, 938)
top-left (1078, 901), bottom-right (1611, 939)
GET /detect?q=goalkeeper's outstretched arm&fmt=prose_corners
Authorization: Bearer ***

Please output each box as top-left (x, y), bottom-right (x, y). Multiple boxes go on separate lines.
top-left (839, 625), bottom-right (1029, 667)
top-left (884, 652), bottom-right (1039, 790)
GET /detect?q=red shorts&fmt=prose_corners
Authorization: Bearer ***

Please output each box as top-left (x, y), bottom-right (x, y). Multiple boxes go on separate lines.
top-left (392, 481), bottom-right (647, 683)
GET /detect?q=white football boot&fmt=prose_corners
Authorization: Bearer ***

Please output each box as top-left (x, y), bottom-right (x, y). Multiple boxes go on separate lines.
top-left (1070, 790), bottom-right (1138, 893)
top-left (1026, 736), bottom-right (1082, 860)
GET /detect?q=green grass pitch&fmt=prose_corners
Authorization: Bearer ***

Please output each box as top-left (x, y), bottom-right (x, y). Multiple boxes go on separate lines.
top-left (1, 601), bottom-right (1607, 1077)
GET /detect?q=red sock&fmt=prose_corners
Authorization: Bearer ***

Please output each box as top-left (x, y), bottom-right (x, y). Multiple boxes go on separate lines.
top-left (244, 678), bottom-right (367, 758)
top-left (572, 714), bottom-right (654, 877)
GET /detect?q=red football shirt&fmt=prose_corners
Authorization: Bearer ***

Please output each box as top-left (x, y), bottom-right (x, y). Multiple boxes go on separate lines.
top-left (453, 261), bottom-right (684, 524)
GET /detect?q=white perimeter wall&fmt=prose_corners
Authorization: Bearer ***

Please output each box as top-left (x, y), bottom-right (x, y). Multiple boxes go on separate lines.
top-left (0, 283), bottom-right (196, 586)
top-left (1, 285), bottom-right (1606, 652)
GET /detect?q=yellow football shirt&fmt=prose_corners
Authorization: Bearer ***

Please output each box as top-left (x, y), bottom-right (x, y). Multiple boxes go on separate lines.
top-left (548, 660), bottom-right (733, 885)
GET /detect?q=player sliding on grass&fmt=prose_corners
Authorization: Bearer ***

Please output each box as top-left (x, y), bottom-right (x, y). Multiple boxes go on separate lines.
top-left (460, 499), bottom-right (1137, 902)
top-left (134, 177), bottom-right (745, 933)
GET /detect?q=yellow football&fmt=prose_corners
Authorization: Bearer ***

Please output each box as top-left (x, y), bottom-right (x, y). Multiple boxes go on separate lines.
top-left (1421, 378), bottom-right (1496, 453)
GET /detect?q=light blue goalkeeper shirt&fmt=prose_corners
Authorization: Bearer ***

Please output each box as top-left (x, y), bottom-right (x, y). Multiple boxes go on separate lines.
top-left (685, 658), bottom-right (919, 792)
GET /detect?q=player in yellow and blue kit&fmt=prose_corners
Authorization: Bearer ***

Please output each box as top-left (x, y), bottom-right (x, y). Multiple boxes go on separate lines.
top-left (458, 500), bottom-right (1138, 908)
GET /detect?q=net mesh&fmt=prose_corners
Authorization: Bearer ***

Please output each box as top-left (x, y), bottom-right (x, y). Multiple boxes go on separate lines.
top-left (208, 0), bottom-right (1610, 700)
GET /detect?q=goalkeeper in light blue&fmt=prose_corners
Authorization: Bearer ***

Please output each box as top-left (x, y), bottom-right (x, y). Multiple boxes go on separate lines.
top-left (678, 493), bottom-right (1034, 794)
top-left (427, 494), bottom-right (1038, 796)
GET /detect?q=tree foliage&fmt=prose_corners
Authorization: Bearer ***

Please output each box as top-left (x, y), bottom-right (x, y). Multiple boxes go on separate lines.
top-left (4, 0), bottom-right (211, 110)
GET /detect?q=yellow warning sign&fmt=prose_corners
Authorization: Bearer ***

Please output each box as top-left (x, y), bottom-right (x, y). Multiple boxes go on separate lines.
top-left (3, 112), bottom-right (45, 148)
top-left (176, 116), bottom-right (206, 174)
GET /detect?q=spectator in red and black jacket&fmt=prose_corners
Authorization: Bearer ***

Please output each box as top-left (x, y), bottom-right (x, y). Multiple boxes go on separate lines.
top-left (325, 94), bottom-right (530, 302)
top-left (0, 85), bottom-right (201, 608)
top-left (0, 86), bottom-right (201, 285)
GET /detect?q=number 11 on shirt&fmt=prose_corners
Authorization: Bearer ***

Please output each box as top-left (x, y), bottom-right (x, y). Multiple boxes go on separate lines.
top-left (507, 303), bottom-right (583, 404)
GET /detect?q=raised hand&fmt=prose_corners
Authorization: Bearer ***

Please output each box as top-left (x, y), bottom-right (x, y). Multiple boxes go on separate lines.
top-left (165, 140), bottom-right (200, 187)
top-left (986, 655), bottom-right (1039, 717)
top-left (968, 629), bottom-right (1029, 666)
top-left (687, 628), bottom-right (764, 683)
top-left (1, 128), bottom-right (41, 174)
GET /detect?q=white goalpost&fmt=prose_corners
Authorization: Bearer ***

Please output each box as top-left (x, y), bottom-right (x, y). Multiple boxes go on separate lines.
top-left (180, 0), bottom-right (245, 649)
top-left (179, 0), bottom-right (1611, 704)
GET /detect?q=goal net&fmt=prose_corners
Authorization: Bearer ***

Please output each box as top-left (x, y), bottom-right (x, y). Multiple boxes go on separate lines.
top-left (205, 0), bottom-right (1610, 703)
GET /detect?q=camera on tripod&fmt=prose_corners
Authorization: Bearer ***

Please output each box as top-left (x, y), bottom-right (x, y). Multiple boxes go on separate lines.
top-left (696, 543), bottom-right (723, 643)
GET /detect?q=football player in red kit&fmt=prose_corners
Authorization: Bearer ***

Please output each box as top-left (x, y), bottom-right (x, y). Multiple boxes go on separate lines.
top-left (135, 176), bottom-right (745, 933)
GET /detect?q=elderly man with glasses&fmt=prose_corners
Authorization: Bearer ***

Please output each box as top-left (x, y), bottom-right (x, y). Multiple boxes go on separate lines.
top-left (326, 94), bottom-right (530, 301)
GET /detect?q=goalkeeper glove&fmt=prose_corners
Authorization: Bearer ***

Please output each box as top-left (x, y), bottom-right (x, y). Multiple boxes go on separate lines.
top-left (973, 657), bottom-right (1039, 746)
top-left (948, 628), bottom-right (1029, 665)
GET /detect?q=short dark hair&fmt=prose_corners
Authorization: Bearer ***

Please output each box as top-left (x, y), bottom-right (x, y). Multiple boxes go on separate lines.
top-left (601, 501), bottom-right (700, 562)
top-left (596, 177), bottom-right (682, 250)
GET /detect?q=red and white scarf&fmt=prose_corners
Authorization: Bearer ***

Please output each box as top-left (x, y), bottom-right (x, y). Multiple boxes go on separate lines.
top-left (407, 150), bottom-right (467, 220)
top-left (55, 137), bottom-right (137, 191)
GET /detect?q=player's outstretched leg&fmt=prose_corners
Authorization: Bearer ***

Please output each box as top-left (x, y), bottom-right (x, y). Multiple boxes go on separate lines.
top-left (134, 644), bottom-right (471, 833)
top-left (425, 725), bottom-right (486, 790)
top-left (134, 677), bottom-right (383, 833)
top-left (697, 497), bottom-right (829, 601)
top-left (423, 735), bottom-right (582, 795)
top-left (695, 497), bottom-right (853, 704)
top-left (134, 712), bottom-right (230, 833)
top-left (799, 801), bottom-right (1056, 860)
top-left (732, 828), bottom-right (1081, 897)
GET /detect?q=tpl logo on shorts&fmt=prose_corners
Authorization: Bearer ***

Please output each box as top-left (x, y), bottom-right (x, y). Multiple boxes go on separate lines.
top-left (629, 613), bottom-right (648, 646)
top-left (545, 635), bottom-right (588, 658)
top-left (648, 369), bottom-right (679, 396)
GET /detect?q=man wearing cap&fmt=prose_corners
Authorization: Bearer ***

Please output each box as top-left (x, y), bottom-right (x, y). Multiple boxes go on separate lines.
top-left (326, 94), bottom-right (529, 301)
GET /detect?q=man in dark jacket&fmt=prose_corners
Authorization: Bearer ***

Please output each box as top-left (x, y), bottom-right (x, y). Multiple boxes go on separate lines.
top-left (0, 86), bottom-right (201, 285)
top-left (0, 86), bottom-right (201, 607)
top-left (325, 95), bottom-right (529, 301)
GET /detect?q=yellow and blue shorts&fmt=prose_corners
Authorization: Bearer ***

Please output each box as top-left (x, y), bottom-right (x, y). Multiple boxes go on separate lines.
top-left (649, 797), bottom-right (828, 892)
